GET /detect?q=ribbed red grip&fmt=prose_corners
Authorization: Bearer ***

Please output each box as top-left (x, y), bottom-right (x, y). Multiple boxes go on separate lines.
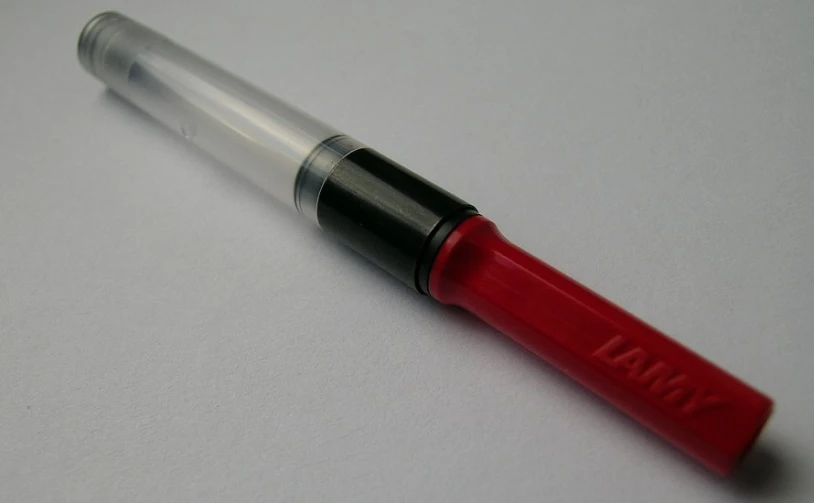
top-left (429, 216), bottom-right (773, 476)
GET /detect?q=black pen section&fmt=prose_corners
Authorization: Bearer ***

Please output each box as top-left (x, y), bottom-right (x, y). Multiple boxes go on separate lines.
top-left (315, 148), bottom-right (477, 293)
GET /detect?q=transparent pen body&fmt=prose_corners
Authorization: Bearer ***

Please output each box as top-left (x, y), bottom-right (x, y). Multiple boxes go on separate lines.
top-left (78, 12), bottom-right (360, 221)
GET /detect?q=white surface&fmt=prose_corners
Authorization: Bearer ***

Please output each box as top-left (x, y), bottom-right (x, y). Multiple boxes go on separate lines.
top-left (1, 1), bottom-right (812, 501)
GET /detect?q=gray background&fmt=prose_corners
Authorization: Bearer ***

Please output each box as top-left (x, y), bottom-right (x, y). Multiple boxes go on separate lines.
top-left (2, 1), bottom-right (813, 501)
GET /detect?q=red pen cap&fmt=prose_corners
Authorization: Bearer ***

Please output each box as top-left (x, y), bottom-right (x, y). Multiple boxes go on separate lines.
top-left (429, 216), bottom-right (773, 476)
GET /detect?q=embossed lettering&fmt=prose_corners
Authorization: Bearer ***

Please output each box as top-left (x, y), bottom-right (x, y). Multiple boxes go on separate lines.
top-left (614, 347), bottom-right (648, 379)
top-left (681, 388), bottom-right (725, 415)
top-left (593, 335), bottom-right (626, 364)
top-left (638, 361), bottom-right (682, 392)
top-left (593, 335), bottom-right (726, 416)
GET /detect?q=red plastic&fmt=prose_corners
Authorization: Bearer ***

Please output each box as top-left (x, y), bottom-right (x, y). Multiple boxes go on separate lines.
top-left (429, 216), bottom-right (773, 476)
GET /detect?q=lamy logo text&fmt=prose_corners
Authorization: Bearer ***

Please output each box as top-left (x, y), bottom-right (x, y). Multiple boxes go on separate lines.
top-left (593, 335), bottom-right (725, 415)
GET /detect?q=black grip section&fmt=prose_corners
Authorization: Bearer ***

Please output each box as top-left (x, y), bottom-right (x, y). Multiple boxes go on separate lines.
top-left (316, 148), bottom-right (477, 293)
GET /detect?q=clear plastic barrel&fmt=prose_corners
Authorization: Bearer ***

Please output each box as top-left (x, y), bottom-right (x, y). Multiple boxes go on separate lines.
top-left (78, 12), bottom-right (360, 220)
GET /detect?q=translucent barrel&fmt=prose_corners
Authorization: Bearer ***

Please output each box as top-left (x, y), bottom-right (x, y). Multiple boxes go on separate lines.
top-left (77, 11), bottom-right (361, 221)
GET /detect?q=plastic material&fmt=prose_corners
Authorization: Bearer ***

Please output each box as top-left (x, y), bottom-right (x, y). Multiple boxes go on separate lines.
top-left (429, 216), bottom-right (773, 476)
top-left (315, 148), bottom-right (476, 292)
top-left (78, 12), bottom-right (357, 218)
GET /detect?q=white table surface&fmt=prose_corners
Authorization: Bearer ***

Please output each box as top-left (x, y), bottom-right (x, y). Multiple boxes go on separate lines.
top-left (2, 1), bottom-right (813, 501)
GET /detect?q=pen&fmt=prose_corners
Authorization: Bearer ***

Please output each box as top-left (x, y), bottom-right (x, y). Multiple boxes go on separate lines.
top-left (78, 11), bottom-right (773, 476)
